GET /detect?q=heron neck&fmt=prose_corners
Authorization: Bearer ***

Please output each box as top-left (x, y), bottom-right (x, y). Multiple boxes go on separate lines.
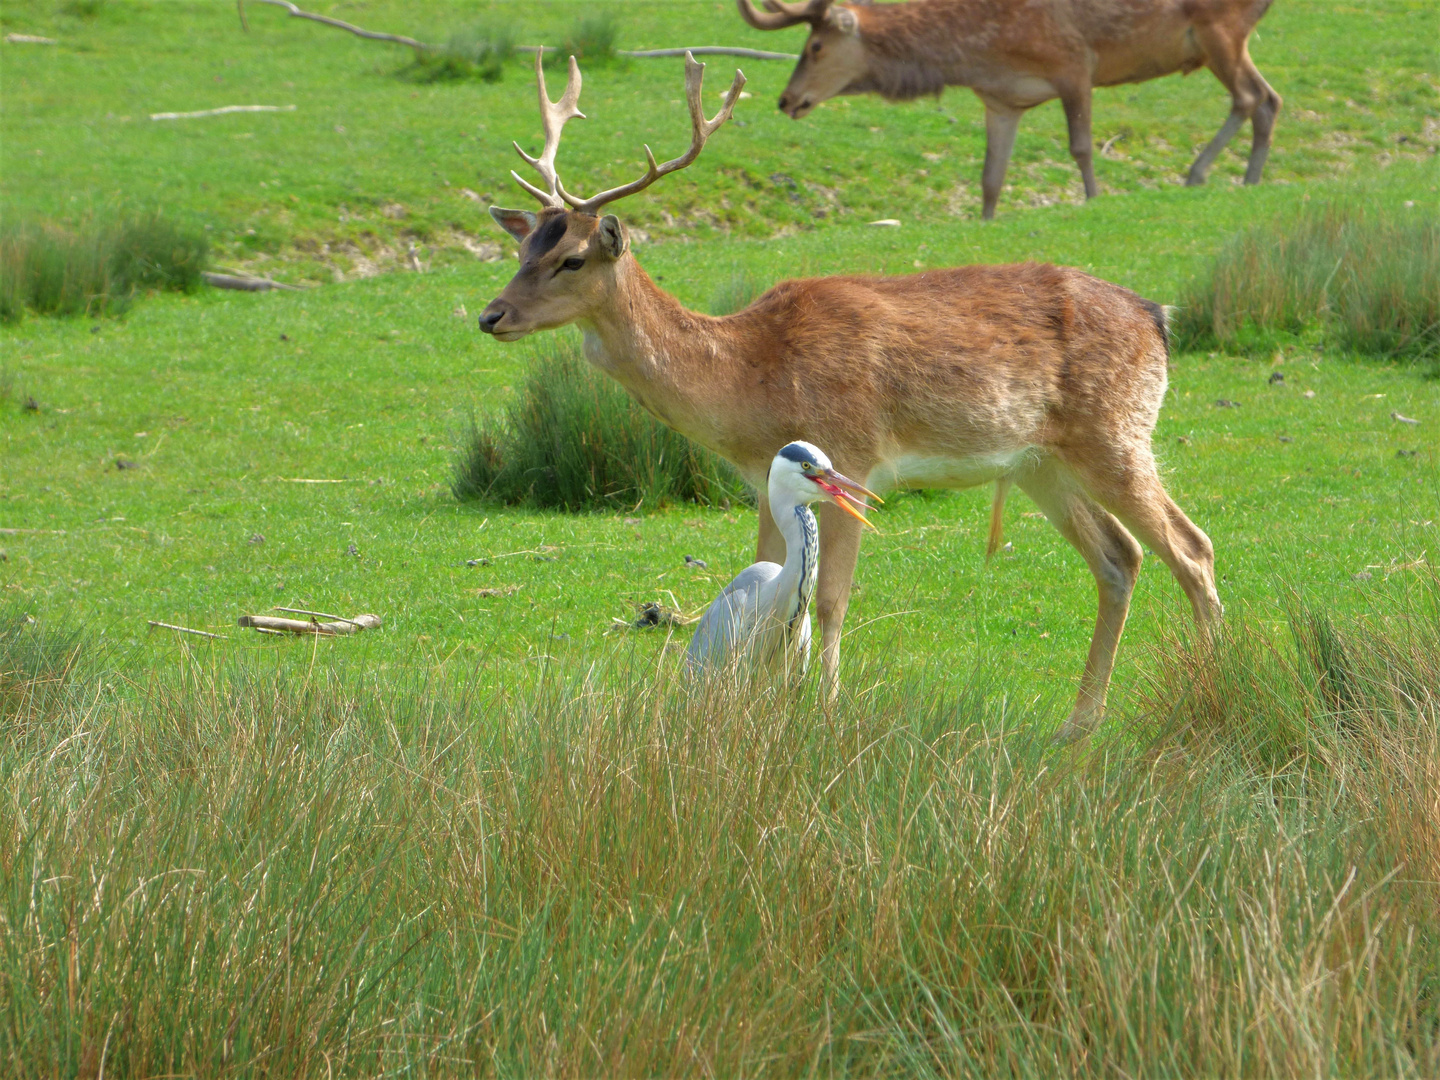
top-left (773, 497), bottom-right (819, 630)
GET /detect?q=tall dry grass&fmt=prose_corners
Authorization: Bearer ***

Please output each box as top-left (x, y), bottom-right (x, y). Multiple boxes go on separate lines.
top-left (1173, 200), bottom-right (1439, 364)
top-left (2, 586), bottom-right (1437, 1076)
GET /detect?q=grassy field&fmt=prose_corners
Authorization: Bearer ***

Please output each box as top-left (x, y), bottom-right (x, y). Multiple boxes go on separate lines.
top-left (2, 0), bottom-right (1439, 1074)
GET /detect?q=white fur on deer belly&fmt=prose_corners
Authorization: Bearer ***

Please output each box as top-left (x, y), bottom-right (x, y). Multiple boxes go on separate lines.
top-left (870, 450), bottom-right (1029, 492)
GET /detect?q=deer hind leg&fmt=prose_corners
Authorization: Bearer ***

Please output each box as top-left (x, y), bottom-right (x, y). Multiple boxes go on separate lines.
top-left (1057, 81), bottom-right (1098, 200)
top-left (1063, 448), bottom-right (1223, 628)
top-left (814, 502), bottom-right (866, 702)
top-left (979, 100), bottom-right (1023, 220)
top-left (1019, 459), bottom-right (1143, 741)
top-left (1187, 26), bottom-right (1279, 186)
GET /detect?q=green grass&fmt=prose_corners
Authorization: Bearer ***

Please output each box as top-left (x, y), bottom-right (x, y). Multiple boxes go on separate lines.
top-left (1, 1), bottom-right (1434, 281)
top-left (402, 22), bottom-right (517, 85)
top-left (1175, 199), bottom-right (1440, 363)
top-left (452, 338), bottom-right (747, 511)
top-left (3, 591), bottom-right (1438, 1075)
top-left (2, 0), bottom-right (1440, 1071)
top-left (0, 211), bottom-right (207, 322)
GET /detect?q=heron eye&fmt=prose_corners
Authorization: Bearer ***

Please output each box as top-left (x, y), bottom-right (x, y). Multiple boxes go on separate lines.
top-left (562, 257), bottom-right (585, 271)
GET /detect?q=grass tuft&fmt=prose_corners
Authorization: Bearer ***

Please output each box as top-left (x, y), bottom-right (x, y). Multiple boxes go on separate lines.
top-left (404, 21), bottom-right (516, 83)
top-left (452, 338), bottom-right (749, 512)
top-left (708, 268), bottom-right (768, 316)
top-left (555, 12), bottom-right (620, 66)
top-left (0, 212), bottom-right (207, 323)
top-left (1173, 200), bottom-right (1440, 363)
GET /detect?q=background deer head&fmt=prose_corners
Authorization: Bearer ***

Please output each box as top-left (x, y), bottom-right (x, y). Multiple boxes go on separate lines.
top-left (736, 0), bottom-right (866, 119)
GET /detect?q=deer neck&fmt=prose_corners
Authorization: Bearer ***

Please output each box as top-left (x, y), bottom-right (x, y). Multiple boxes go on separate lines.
top-left (577, 259), bottom-right (736, 455)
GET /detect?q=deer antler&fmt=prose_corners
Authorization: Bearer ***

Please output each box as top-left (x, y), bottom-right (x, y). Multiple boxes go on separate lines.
top-left (557, 53), bottom-right (746, 216)
top-left (736, 0), bottom-right (831, 30)
top-left (510, 52), bottom-right (586, 209)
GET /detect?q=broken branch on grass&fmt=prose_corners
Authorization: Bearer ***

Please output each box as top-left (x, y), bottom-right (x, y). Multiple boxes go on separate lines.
top-left (202, 271), bottom-right (305, 292)
top-left (272, 606), bottom-right (364, 627)
top-left (5, 33), bottom-right (57, 45)
top-left (150, 104), bottom-right (296, 121)
top-left (240, 0), bottom-right (427, 50)
top-left (239, 4), bottom-right (798, 62)
top-left (238, 613), bottom-right (383, 636)
top-left (148, 620), bottom-right (228, 640)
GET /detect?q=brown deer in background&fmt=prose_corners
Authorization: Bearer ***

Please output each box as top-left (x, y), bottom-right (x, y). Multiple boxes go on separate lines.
top-left (737, 0), bottom-right (1281, 218)
top-left (478, 54), bottom-right (1222, 738)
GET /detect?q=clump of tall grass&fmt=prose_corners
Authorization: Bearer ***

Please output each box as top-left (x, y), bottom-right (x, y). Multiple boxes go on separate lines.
top-left (1173, 200), bottom-right (1439, 363)
top-left (0, 212), bottom-right (207, 323)
top-left (452, 338), bottom-right (748, 511)
top-left (3, 589), bottom-right (1437, 1075)
top-left (555, 12), bottom-right (619, 66)
top-left (404, 21), bottom-right (515, 83)
top-left (709, 268), bottom-right (768, 315)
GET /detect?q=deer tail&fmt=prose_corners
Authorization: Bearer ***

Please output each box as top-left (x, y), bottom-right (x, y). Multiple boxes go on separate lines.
top-left (985, 477), bottom-right (1012, 560)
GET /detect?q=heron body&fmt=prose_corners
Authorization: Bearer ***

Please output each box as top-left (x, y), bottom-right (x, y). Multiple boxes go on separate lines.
top-left (686, 442), bottom-right (877, 678)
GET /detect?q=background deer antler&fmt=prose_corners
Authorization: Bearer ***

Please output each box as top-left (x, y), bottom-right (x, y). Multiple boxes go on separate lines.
top-left (510, 53), bottom-right (585, 209)
top-left (509, 52), bottom-right (746, 216)
top-left (736, 0), bottom-right (832, 31)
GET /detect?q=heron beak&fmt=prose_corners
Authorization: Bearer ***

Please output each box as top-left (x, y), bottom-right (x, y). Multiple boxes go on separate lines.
top-left (815, 469), bottom-right (880, 530)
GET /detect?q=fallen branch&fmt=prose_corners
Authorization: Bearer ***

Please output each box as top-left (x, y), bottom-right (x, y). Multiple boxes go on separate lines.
top-left (202, 271), bottom-right (304, 292)
top-left (241, 0), bottom-right (425, 49)
top-left (238, 612), bottom-right (382, 636)
top-left (151, 103), bottom-right (296, 121)
top-left (148, 620), bottom-right (228, 640)
top-left (5, 33), bottom-right (57, 45)
top-left (516, 44), bottom-right (798, 60)
top-left (273, 606), bottom-right (364, 627)
top-left (240, 2), bottom-right (797, 61)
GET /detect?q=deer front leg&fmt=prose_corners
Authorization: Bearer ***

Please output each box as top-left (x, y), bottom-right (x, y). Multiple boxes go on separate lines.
top-left (815, 503), bottom-right (865, 701)
top-left (1058, 82), bottom-right (1098, 200)
top-left (979, 100), bottom-right (1023, 220)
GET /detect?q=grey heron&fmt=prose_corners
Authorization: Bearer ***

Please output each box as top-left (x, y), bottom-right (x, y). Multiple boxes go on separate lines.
top-left (686, 442), bottom-right (878, 677)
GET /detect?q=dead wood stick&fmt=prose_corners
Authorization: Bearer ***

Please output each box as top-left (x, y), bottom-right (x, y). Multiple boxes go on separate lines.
top-left (5, 33), bottom-right (58, 45)
top-left (514, 44), bottom-right (798, 60)
top-left (238, 613), bottom-right (382, 636)
top-left (148, 620), bottom-right (228, 640)
top-left (202, 271), bottom-right (304, 292)
top-left (273, 606), bottom-right (363, 627)
top-left (150, 104), bottom-right (296, 121)
top-left (241, 0), bottom-right (427, 50)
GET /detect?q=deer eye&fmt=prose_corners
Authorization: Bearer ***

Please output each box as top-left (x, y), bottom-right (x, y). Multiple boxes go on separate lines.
top-left (561, 257), bottom-right (585, 271)
top-left (810, 41), bottom-right (822, 55)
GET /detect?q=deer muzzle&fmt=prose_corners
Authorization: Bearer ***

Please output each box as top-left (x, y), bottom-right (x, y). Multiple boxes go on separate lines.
top-left (478, 300), bottom-right (526, 341)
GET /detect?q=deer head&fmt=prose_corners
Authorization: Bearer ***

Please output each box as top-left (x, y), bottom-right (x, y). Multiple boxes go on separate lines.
top-left (479, 53), bottom-right (746, 341)
top-left (736, 0), bottom-right (867, 119)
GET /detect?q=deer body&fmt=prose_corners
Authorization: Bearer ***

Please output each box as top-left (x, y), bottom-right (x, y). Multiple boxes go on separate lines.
top-left (479, 54), bottom-right (1222, 737)
top-left (739, 0), bottom-right (1281, 218)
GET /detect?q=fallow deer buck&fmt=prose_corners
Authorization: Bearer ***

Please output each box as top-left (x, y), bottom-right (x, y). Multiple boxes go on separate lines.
top-left (478, 53), bottom-right (1222, 738)
top-left (737, 0), bottom-right (1281, 219)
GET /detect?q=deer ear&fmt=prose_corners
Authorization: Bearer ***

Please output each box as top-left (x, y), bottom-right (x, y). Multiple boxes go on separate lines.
top-left (595, 215), bottom-right (627, 259)
top-left (827, 6), bottom-right (857, 32)
top-left (489, 207), bottom-right (538, 243)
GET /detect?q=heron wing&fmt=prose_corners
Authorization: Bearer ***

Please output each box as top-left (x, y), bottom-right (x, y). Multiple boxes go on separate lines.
top-left (685, 562), bottom-right (783, 671)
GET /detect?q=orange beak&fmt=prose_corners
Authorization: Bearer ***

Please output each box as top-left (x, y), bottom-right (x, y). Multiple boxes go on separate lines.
top-left (814, 468), bottom-right (882, 530)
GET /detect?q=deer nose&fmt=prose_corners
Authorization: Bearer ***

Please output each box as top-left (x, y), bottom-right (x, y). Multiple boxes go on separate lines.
top-left (478, 304), bottom-right (508, 334)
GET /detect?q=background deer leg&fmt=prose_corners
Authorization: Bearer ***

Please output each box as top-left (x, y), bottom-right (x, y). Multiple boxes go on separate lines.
top-left (1057, 83), bottom-right (1098, 199)
top-left (754, 489), bottom-right (786, 564)
top-left (814, 503), bottom-right (865, 699)
top-left (1019, 459), bottom-right (1142, 741)
top-left (1188, 27), bottom-right (1278, 186)
top-left (979, 100), bottom-right (1023, 220)
top-left (1241, 60), bottom-right (1282, 184)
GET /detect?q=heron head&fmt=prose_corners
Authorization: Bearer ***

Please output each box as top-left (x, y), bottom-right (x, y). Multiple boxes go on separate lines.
top-left (769, 441), bottom-right (880, 528)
